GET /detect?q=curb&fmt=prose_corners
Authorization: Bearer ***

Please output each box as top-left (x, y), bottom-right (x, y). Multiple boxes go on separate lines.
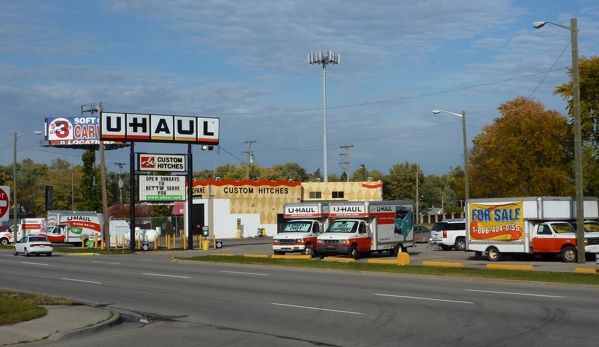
top-left (487, 264), bottom-right (534, 271)
top-left (48, 310), bottom-right (122, 341)
top-left (422, 261), bottom-right (464, 268)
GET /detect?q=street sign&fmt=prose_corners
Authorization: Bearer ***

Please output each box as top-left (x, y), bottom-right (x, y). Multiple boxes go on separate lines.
top-left (139, 175), bottom-right (185, 201)
top-left (0, 186), bottom-right (10, 222)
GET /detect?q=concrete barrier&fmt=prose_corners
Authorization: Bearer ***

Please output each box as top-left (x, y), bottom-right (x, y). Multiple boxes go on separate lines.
top-left (575, 268), bottom-right (599, 274)
top-left (272, 255), bottom-right (312, 260)
top-left (422, 261), bottom-right (464, 268)
top-left (486, 264), bottom-right (534, 271)
top-left (322, 257), bottom-right (355, 262)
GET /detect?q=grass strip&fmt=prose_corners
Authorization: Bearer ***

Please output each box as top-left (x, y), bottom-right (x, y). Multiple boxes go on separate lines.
top-left (180, 255), bottom-right (599, 286)
top-left (0, 291), bottom-right (75, 326)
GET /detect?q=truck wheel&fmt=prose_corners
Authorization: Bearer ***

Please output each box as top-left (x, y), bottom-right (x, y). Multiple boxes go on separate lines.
top-left (454, 238), bottom-right (466, 251)
top-left (392, 244), bottom-right (403, 256)
top-left (561, 246), bottom-right (577, 263)
top-left (487, 247), bottom-right (502, 261)
top-left (0, 238), bottom-right (8, 246)
top-left (349, 245), bottom-right (360, 260)
top-left (303, 244), bottom-right (313, 256)
top-left (440, 245), bottom-right (452, 251)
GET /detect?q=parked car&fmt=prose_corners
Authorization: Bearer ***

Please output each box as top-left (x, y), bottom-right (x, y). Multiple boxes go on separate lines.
top-left (413, 226), bottom-right (431, 243)
top-left (429, 219), bottom-right (466, 251)
top-left (13, 236), bottom-right (53, 257)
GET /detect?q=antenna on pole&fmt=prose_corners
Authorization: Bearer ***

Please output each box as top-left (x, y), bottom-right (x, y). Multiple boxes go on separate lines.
top-left (339, 145), bottom-right (353, 182)
top-left (308, 50), bottom-right (340, 182)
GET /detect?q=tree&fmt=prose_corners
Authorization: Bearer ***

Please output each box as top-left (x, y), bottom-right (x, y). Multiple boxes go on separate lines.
top-left (382, 162), bottom-right (422, 201)
top-left (469, 97), bottom-right (572, 197)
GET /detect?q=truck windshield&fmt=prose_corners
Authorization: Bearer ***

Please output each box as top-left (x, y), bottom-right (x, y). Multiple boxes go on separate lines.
top-left (326, 221), bottom-right (358, 233)
top-left (552, 223), bottom-right (575, 234)
top-left (282, 221), bottom-right (313, 232)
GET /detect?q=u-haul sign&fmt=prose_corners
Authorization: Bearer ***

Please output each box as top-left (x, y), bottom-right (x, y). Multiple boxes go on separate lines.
top-left (138, 154), bottom-right (186, 172)
top-left (100, 112), bottom-right (220, 144)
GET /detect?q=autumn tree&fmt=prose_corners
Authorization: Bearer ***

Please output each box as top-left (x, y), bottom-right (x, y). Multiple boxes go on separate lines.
top-left (382, 162), bottom-right (423, 201)
top-left (469, 97), bottom-right (572, 197)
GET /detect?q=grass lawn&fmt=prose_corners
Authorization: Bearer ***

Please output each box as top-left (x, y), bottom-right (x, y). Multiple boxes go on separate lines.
top-left (0, 291), bottom-right (75, 326)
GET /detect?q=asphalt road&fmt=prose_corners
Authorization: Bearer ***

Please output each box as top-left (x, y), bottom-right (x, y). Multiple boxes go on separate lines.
top-left (1, 241), bottom-right (599, 347)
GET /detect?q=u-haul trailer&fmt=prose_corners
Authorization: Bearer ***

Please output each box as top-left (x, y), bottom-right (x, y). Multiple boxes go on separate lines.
top-left (273, 203), bottom-right (329, 256)
top-left (466, 196), bottom-right (599, 262)
top-left (316, 201), bottom-right (414, 259)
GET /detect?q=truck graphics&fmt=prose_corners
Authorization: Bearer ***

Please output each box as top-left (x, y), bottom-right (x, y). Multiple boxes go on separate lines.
top-left (316, 201), bottom-right (414, 259)
top-left (43, 210), bottom-right (103, 244)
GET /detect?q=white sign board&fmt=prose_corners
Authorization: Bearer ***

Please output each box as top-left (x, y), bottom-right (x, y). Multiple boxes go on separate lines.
top-left (139, 176), bottom-right (185, 201)
top-left (138, 153), bottom-right (186, 172)
top-left (0, 186), bottom-right (9, 221)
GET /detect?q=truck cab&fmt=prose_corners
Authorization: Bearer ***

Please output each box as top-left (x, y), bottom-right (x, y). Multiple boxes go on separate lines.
top-left (316, 218), bottom-right (372, 259)
top-left (273, 219), bottom-right (323, 255)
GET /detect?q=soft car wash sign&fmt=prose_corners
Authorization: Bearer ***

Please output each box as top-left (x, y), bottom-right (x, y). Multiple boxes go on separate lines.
top-left (138, 154), bottom-right (186, 172)
top-left (139, 176), bottom-right (185, 201)
top-left (45, 117), bottom-right (124, 147)
top-left (100, 112), bottom-right (220, 144)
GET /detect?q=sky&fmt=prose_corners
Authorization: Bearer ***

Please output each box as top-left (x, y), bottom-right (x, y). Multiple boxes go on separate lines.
top-left (1, 0), bottom-right (599, 179)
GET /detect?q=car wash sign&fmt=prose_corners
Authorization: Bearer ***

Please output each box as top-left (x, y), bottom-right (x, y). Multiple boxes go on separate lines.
top-left (138, 154), bottom-right (186, 172)
top-left (100, 112), bottom-right (220, 144)
top-left (139, 175), bottom-right (185, 201)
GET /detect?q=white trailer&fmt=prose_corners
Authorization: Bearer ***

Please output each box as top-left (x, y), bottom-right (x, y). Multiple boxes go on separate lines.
top-left (316, 201), bottom-right (414, 259)
top-left (466, 196), bottom-right (599, 262)
top-left (273, 203), bottom-right (330, 256)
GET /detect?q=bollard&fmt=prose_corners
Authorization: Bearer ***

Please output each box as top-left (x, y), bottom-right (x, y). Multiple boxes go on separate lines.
top-left (94, 234), bottom-right (98, 248)
top-left (183, 235), bottom-right (187, 250)
top-left (398, 252), bottom-right (410, 266)
top-left (81, 234), bottom-right (85, 248)
top-left (236, 231), bottom-right (242, 239)
top-left (213, 234), bottom-right (217, 249)
top-left (202, 239), bottom-right (210, 251)
top-left (137, 235), bottom-right (141, 250)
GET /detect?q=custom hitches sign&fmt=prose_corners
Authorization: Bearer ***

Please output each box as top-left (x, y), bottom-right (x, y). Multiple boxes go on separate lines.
top-left (139, 176), bottom-right (185, 201)
top-left (138, 154), bottom-right (186, 172)
top-left (100, 112), bottom-right (220, 144)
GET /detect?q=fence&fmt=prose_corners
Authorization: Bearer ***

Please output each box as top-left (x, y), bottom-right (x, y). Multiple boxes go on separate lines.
top-left (420, 212), bottom-right (465, 224)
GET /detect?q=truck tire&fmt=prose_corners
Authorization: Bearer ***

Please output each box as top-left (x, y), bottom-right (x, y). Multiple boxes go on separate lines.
top-left (0, 238), bottom-right (8, 246)
top-left (454, 238), bottom-right (466, 251)
top-left (392, 244), bottom-right (403, 256)
top-left (440, 245), bottom-right (452, 251)
top-left (303, 244), bottom-right (313, 256)
top-left (487, 247), bottom-right (502, 261)
top-left (349, 245), bottom-right (360, 260)
top-left (561, 246), bottom-right (577, 263)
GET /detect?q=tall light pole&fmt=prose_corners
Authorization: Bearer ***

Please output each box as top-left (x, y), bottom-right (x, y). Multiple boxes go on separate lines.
top-left (13, 131), bottom-right (42, 242)
top-left (308, 50), bottom-right (340, 182)
top-left (433, 110), bottom-right (469, 200)
top-left (533, 18), bottom-right (584, 263)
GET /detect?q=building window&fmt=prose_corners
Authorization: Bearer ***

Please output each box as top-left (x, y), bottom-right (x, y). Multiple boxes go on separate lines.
top-left (332, 191), bottom-right (344, 199)
top-left (309, 191), bottom-right (322, 199)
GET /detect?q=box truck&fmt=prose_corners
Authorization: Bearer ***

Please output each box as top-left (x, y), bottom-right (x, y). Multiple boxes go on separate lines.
top-left (273, 203), bottom-right (329, 256)
top-left (0, 218), bottom-right (47, 245)
top-left (316, 201), bottom-right (414, 259)
top-left (43, 210), bottom-right (103, 245)
top-left (466, 196), bottom-right (599, 262)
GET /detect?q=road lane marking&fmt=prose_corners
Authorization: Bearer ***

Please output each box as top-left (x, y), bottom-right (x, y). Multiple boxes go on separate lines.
top-left (221, 271), bottom-right (270, 276)
top-left (375, 294), bottom-right (474, 304)
top-left (92, 261), bottom-right (121, 265)
top-left (272, 303), bottom-right (364, 315)
top-left (143, 273), bottom-right (190, 279)
top-left (465, 289), bottom-right (564, 298)
top-left (21, 262), bottom-right (48, 266)
top-left (62, 278), bottom-right (101, 284)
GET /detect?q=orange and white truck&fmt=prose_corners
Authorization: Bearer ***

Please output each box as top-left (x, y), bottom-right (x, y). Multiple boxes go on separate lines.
top-left (466, 196), bottom-right (599, 262)
top-left (0, 218), bottom-right (47, 245)
top-left (41, 210), bottom-right (103, 245)
top-left (273, 203), bottom-right (329, 256)
top-left (316, 200), bottom-right (414, 259)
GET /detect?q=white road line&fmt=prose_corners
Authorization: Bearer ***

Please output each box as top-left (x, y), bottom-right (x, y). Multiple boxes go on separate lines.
top-left (91, 261), bottom-right (121, 265)
top-left (21, 262), bottom-right (48, 266)
top-left (465, 289), bottom-right (564, 298)
top-left (143, 273), bottom-right (190, 279)
top-left (221, 270), bottom-right (270, 276)
top-left (272, 303), bottom-right (364, 315)
top-left (375, 294), bottom-right (474, 304)
top-left (62, 278), bottom-right (101, 284)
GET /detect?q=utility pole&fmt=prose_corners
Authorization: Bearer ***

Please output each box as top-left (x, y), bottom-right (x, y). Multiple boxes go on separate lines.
top-left (243, 140), bottom-right (256, 180)
top-left (339, 145), bottom-right (353, 182)
top-left (115, 162), bottom-right (126, 205)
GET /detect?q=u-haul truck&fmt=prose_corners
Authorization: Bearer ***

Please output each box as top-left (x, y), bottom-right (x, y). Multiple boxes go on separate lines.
top-left (0, 218), bottom-right (47, 245)
top-left (42, 210), bottom-right (103, 245)
top-left (316, 201), bottom-right (414, 259)
top-left (466, 196), bottom-right (599, 262)
top-left (273, 203), bottom-right (329, 256)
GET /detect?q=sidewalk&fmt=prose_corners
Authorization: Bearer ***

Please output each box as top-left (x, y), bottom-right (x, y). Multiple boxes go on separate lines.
top-left (0, 305), bottom-right (120, 346)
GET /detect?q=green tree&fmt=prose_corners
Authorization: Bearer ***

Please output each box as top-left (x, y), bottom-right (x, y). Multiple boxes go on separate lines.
top-left (382, 162), bottom-right (422, 201)
top-left (469, 97), bottom-right (572, 197)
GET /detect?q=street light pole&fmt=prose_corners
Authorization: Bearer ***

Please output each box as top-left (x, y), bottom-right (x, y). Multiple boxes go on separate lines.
top-left (432, 110), bottom-right (469, 200)
top-left (308, 50), bottom-right (340, 182)
top-left (13, 131), bottom-right (42, 243)
top-left (533, 18), bottom-right (585, 263)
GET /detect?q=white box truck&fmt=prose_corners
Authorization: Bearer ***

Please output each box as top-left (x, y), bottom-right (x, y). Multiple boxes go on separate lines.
top-left (466, 196), bottom-right (599, 262)
top-left (316, 201), bottom-right (414, 259)
top-left (273, 203), bottom-right (329, 256)
top-left (43, 210), bottom-right (103, 245)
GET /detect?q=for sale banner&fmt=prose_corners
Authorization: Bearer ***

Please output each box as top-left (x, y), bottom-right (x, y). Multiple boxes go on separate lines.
top-left (469, 202), bottom-right (524, 241)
